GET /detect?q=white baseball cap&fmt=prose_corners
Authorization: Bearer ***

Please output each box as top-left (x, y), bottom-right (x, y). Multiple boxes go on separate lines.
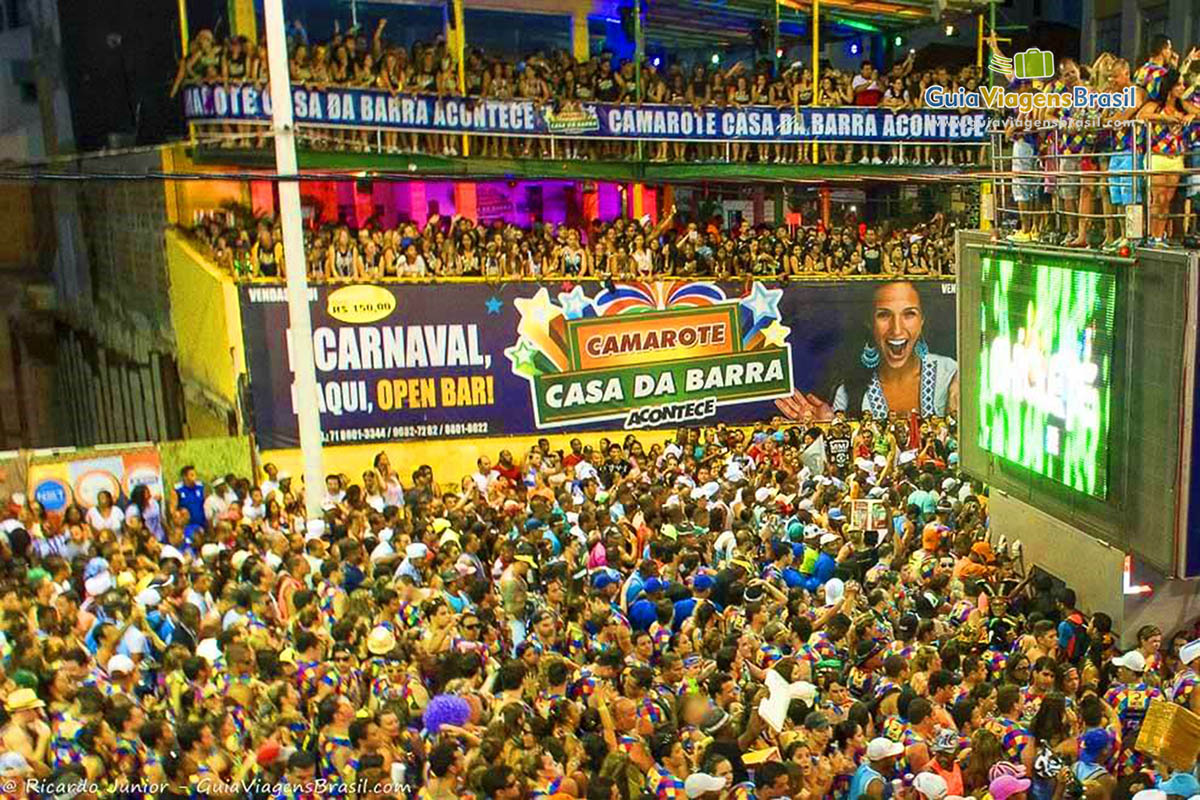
top-left (820, 532), bottom-right (840, 546)
top-left (914, 772), bottom-right (949, 800)
top-left (305, 519), bottom-right (326, 541)
top-left (134, 588), bottom-right (161, 608)
top-left (824, 578), bottom-right (845, 607)
top-left (1111, 650), bottom-right (1147, 673)
top-left (106, 654), bottom-right (135, 675)
top-left (866, 737), bottom-right (904, 761)
top-left (1181, 639), bottom-right (1200, 667)
top-left (684, 773), bottom-right (729, 799)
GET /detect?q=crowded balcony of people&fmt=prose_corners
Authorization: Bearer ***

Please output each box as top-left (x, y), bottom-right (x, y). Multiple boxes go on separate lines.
top-left (171, 9), bottom-right (993, 169)
top-left (182, 204), bottom-right (961, 283)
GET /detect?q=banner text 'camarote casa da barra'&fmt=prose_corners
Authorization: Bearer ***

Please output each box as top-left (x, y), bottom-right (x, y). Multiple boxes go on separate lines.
top-left (185, 85), bottom-right (989, 143)
top-left (239, 280), bottom-right (958, 448)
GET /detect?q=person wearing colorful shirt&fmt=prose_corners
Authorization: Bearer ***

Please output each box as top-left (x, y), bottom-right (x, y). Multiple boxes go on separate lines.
top-left (1135, 35), bottom-right (1177, 102)
top-left (1136, 68), bottom-right (1200, 246)
top-left (647, 733), bottom-right (689, 800)
top-left (1170, 638), bottom-right (1200, 710)
top-left (987, 685), bottom-right (1035, 774)
top-left (1102, 57), bottom-right (1146, 250)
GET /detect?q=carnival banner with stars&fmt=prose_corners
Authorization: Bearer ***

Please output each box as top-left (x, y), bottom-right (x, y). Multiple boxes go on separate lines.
top-left (239, 279), bottom-right (957, 448)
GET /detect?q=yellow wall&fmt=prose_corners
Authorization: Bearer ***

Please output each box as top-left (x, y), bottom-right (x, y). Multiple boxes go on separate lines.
top-left (166, 229), bottom-right (246, 422)
top-left (161, 144), bottom-right (253, 227)
top-left (262, 429), bottom-right (680, 486)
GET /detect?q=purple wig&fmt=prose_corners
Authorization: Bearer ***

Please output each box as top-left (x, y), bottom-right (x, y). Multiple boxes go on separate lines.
top-left (422, 693), bottom-right (471, 735)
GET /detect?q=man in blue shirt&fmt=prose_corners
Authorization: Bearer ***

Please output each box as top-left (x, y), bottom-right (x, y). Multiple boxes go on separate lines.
top-left (802, 533), bottom-right (840, 592)
top-left (173, 466), bottom-right (206, 529)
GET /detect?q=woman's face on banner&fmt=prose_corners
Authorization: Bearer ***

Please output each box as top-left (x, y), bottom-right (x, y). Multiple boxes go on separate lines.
top-left (872, 282), bottom-right (924, 370)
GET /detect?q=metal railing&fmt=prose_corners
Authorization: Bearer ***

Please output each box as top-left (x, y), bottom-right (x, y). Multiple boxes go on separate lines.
top-left (986, 119), bottom-right (1200, 248)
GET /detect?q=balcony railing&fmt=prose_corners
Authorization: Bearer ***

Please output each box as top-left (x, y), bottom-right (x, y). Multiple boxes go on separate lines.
top-left (181, 83), bottom-right (992, 164)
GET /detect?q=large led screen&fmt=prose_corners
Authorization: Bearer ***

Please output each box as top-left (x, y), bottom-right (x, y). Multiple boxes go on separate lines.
top-left (978, 254), bottom-right (1118, 498)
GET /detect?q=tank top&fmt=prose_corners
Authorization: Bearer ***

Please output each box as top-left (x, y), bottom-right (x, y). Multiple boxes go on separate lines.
top-left (227, 52), bottom-right (247, 79)
top-left (563, 249), bottom-right (583, 274)
top-left (850, 763), bottom-right (889, 800)
top-left (333, 246), bottom-right (355, 277)
top-left (255, 242), bottom-right (279, 277)
top-left (863, 245), bottom-right (882, 274)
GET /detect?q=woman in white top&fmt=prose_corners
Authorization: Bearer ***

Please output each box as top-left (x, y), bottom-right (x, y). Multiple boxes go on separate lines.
top-left (86, 490), bottom-right (125, 535)
top-left (629, 233), bottom-right (655, 277)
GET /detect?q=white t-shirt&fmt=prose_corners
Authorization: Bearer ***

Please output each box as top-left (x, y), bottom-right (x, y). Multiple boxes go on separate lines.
top-left (473, 469), bottom-right (498, 493)
top-left (87, 506), bottom-right (125, 533)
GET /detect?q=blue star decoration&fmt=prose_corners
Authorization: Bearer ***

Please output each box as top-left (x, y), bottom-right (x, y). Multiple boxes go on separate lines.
top-left (556, 285), bottom-right (593, 320)
top-left (740, 282), bottom-right (783, 327)
top-left (485, 296), bottom-right (503, 315)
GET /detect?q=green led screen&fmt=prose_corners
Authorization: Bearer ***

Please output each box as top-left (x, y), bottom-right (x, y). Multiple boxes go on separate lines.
top-left (978, 255), bottom-right (1118, 498)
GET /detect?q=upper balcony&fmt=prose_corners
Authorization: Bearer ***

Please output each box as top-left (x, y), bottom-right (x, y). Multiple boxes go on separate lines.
top-left (173, 0), bottom-right (999, 181)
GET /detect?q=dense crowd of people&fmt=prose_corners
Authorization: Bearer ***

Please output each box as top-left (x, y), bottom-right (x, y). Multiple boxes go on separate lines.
top-left (171, 17), bottom-right (988, 166)
top-left (994, 34), bottom-right (1200, 249)
top-left (3, 414), bottom-right (1200, 800)
top-left (186, 209), bottom-right (960, 281)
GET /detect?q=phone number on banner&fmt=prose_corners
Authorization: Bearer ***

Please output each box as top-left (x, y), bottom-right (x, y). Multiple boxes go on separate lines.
top-left (322, 422), bottom-right (491, 443)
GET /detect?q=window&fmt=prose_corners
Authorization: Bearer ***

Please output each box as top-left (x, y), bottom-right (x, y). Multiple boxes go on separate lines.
top-left (1096, 14), bottom-right (1121, 57)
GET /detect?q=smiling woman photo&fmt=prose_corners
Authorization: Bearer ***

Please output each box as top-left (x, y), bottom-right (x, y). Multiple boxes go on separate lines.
top-left (776, 280), bottom-right (959, 421)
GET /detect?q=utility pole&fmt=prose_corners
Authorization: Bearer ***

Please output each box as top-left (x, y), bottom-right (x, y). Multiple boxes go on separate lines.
top-left (263, 0), bottom-right (326, 518)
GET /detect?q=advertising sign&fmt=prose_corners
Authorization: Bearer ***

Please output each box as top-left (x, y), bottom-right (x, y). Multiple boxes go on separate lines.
top-left (241, 280), bottom-right (957, 448)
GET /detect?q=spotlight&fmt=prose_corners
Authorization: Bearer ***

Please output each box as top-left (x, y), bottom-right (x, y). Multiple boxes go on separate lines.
top-left (850, 42), bottom-right (860, 55)
top-left (711, 53), bottom-right (720, 64)
top-left (776, 48), bottom-right (784, 58)
top-left (652, 57), bottom-right (661, 67)
top-left (894, 35), bottom-right (903, 47)
top-left (944, 24), bottom-right (956, 36)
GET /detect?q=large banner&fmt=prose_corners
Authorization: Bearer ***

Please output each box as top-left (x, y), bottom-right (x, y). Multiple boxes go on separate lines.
top-left (183, 84), bottom-right (990, 143)
top-left (241, 280), bottom-right (958, 449)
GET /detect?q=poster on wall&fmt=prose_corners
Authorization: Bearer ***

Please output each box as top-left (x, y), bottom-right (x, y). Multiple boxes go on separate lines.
top-left (28, 449), bottom-right (163, 513)
top-left (241, 279), bottom-right (957, 449)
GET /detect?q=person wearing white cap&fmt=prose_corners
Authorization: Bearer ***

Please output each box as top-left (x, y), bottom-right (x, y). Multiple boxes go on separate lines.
top-left (1169, 638), bottom-right (1200, 710)
top-left (106, 654), bottom-right (138, 695)
top-left (395, 541), bottom-right (429, 586)
top-left (685, 773), bottom-right (729, 800)
top-left (914, 772), bottom-right (950, 800)
top-left (1106, 649), bottom-right (1163, 747)
top-left (851, 738), bottom-right (905, 800)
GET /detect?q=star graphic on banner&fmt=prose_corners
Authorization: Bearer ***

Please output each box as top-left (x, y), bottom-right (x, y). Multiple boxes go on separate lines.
top-left (741, 282), bottom-right (784, 327)
top-left (556, 286), bottom-right (592, 320)
top-left (514, 287), bottom-right (560, 332)
top-left (505, 338), bottom-right (542, 377)
top-left (485, 296), bottom-right (503, 315)
top-left (761, 320), bottom-right (791, 348)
